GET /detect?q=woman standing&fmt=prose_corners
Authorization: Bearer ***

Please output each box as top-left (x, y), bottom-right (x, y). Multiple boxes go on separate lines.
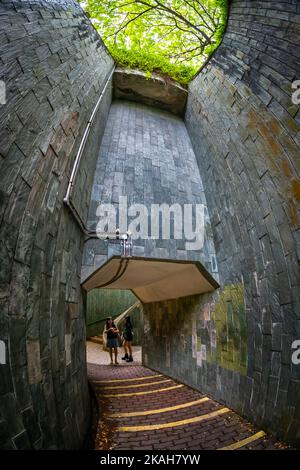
top-left (122, 315), bottom-right (134, 363)
top-left (104, 317), bottom-right (119, 365)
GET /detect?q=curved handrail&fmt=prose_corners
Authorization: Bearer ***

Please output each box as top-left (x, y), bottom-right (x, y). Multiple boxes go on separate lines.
top-left (63, 65), bottom-right (116, 238)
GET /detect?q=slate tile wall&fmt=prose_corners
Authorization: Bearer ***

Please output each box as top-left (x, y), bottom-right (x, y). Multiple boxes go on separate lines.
top-left (82, 100), bottom-right (219, 282)
top-left (0, 0), bottom-right (114, 449)
top-left (179, 0), bottom-right (300, 447)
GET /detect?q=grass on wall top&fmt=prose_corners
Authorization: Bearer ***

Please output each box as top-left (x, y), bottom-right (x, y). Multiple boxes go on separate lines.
top-left (80, 0), bottom-right (229, 87)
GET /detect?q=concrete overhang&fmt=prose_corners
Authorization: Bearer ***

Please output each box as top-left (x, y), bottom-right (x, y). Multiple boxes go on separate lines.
top-left (113, 68), bottom-right (188, 116)
top-left (81, 256), bottom-right (219, 303)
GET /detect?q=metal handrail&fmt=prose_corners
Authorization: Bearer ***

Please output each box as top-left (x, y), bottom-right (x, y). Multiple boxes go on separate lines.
top-left (63, 65), bottom-right (116, 238)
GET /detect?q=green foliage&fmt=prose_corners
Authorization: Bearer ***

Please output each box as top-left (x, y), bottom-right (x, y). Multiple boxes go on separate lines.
top-left (79, 0), bottom-right (229, 85)
top-left (109, 46), bottom-right (198, 86)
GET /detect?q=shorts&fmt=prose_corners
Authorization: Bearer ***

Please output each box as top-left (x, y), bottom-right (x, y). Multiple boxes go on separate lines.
top-left (107, 338), bottom-right (119, 348)
top-left (123, 332), bottom-right (133, 342)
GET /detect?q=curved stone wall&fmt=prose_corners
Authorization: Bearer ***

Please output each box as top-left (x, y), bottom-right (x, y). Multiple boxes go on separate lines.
top-left (182, 0), bottom-right (300, 446)
top-left (1, 0), bottom-right (300, 451)
top-left (82, 100), bottom-right (218, 282)
top-left (0, 0), bottom-right (113, 449)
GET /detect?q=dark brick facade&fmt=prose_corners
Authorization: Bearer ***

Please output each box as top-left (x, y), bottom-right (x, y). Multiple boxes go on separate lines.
top-left (0, 0), bottom-right (113, 449)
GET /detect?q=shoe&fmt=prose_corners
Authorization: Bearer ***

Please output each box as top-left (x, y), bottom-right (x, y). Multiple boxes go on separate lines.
top-left (114, 361), bottom-right (119, 365)
top-left (122, 353), bottom-right (128, 360)
top-left (126, 356), bottom-right (133, 362)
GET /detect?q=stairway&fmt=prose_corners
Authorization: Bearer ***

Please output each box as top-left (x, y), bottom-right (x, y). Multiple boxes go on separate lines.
top-left (88, 364), bottom-right (290, 451)
top-left (89, 335), bottom-right (103, 345)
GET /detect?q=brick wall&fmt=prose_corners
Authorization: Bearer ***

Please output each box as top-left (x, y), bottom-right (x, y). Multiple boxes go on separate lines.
top-left (174, 0), bottom-right (300, 446)
top-left (0, 0), bottom-right (113, 449)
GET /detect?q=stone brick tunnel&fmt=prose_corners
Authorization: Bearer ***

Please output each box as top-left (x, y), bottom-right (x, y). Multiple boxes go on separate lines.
top-left (0, 0), bottom-right (300, 450)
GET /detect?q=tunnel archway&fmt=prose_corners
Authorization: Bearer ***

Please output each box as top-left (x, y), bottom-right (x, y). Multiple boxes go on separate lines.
top-left (0, 0), bottom-right (299, 450)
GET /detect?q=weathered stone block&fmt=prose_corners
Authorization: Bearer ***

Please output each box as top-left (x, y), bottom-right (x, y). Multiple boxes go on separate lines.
top-left (26, 340), bottom-right (42, 385)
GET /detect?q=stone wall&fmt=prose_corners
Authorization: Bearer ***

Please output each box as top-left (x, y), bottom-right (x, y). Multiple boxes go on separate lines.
top-left (144, 0), bottom-right (300, 447)
top-left (0, 0), bottom-right (113, 449)
top-left (82, 100), bottom-right (218, 281)
top-left (2, 0), bottom-right (300, 451)
top-left (143, 287), bottom-right (248, 408)
top-left (113, 68), bottom-right (187, 116)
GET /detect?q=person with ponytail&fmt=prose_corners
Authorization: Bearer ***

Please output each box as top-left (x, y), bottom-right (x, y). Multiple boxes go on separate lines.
top-left (122, 315), bottom-right (134, 363)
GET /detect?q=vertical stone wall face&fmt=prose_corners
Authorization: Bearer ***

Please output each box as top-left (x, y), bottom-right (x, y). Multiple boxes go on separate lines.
top-left (162, 0), bottom-right (300, 446)
top-left (0, 0), bottom-right (113, 449)
top-left (82, 100), bottom-right (218, 281)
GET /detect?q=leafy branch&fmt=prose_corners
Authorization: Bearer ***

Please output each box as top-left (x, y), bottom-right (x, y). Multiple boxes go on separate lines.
top-left (79, 0), bottom-right (228, 83)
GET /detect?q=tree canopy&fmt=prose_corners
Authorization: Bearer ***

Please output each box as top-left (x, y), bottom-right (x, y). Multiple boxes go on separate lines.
top-left (79, 0), bottom-right (228, 85)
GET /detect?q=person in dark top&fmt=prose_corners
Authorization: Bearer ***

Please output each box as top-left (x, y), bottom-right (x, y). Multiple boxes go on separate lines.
top-left (122, 315), bottom-right (133, 363)
top-left (104, 317), bottom-right (119, 365)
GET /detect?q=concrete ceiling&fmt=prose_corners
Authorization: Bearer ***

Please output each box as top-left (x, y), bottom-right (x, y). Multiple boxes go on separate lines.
top-left (81, 256), bottom-right (219, 303)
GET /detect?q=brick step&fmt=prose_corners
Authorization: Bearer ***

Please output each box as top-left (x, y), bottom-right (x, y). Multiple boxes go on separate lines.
top-left (105, 400), bottom-right (226, 427)
top-left (89, 364), bottom-right (289, 451)
top-left (89, 336), bottom-right (103, 345)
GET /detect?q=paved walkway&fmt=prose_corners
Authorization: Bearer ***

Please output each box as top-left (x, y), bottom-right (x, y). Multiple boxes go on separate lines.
top-left (87, 346), bottom-right (288, 450)
top-left (86, 341), bottom-right (142, 366)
